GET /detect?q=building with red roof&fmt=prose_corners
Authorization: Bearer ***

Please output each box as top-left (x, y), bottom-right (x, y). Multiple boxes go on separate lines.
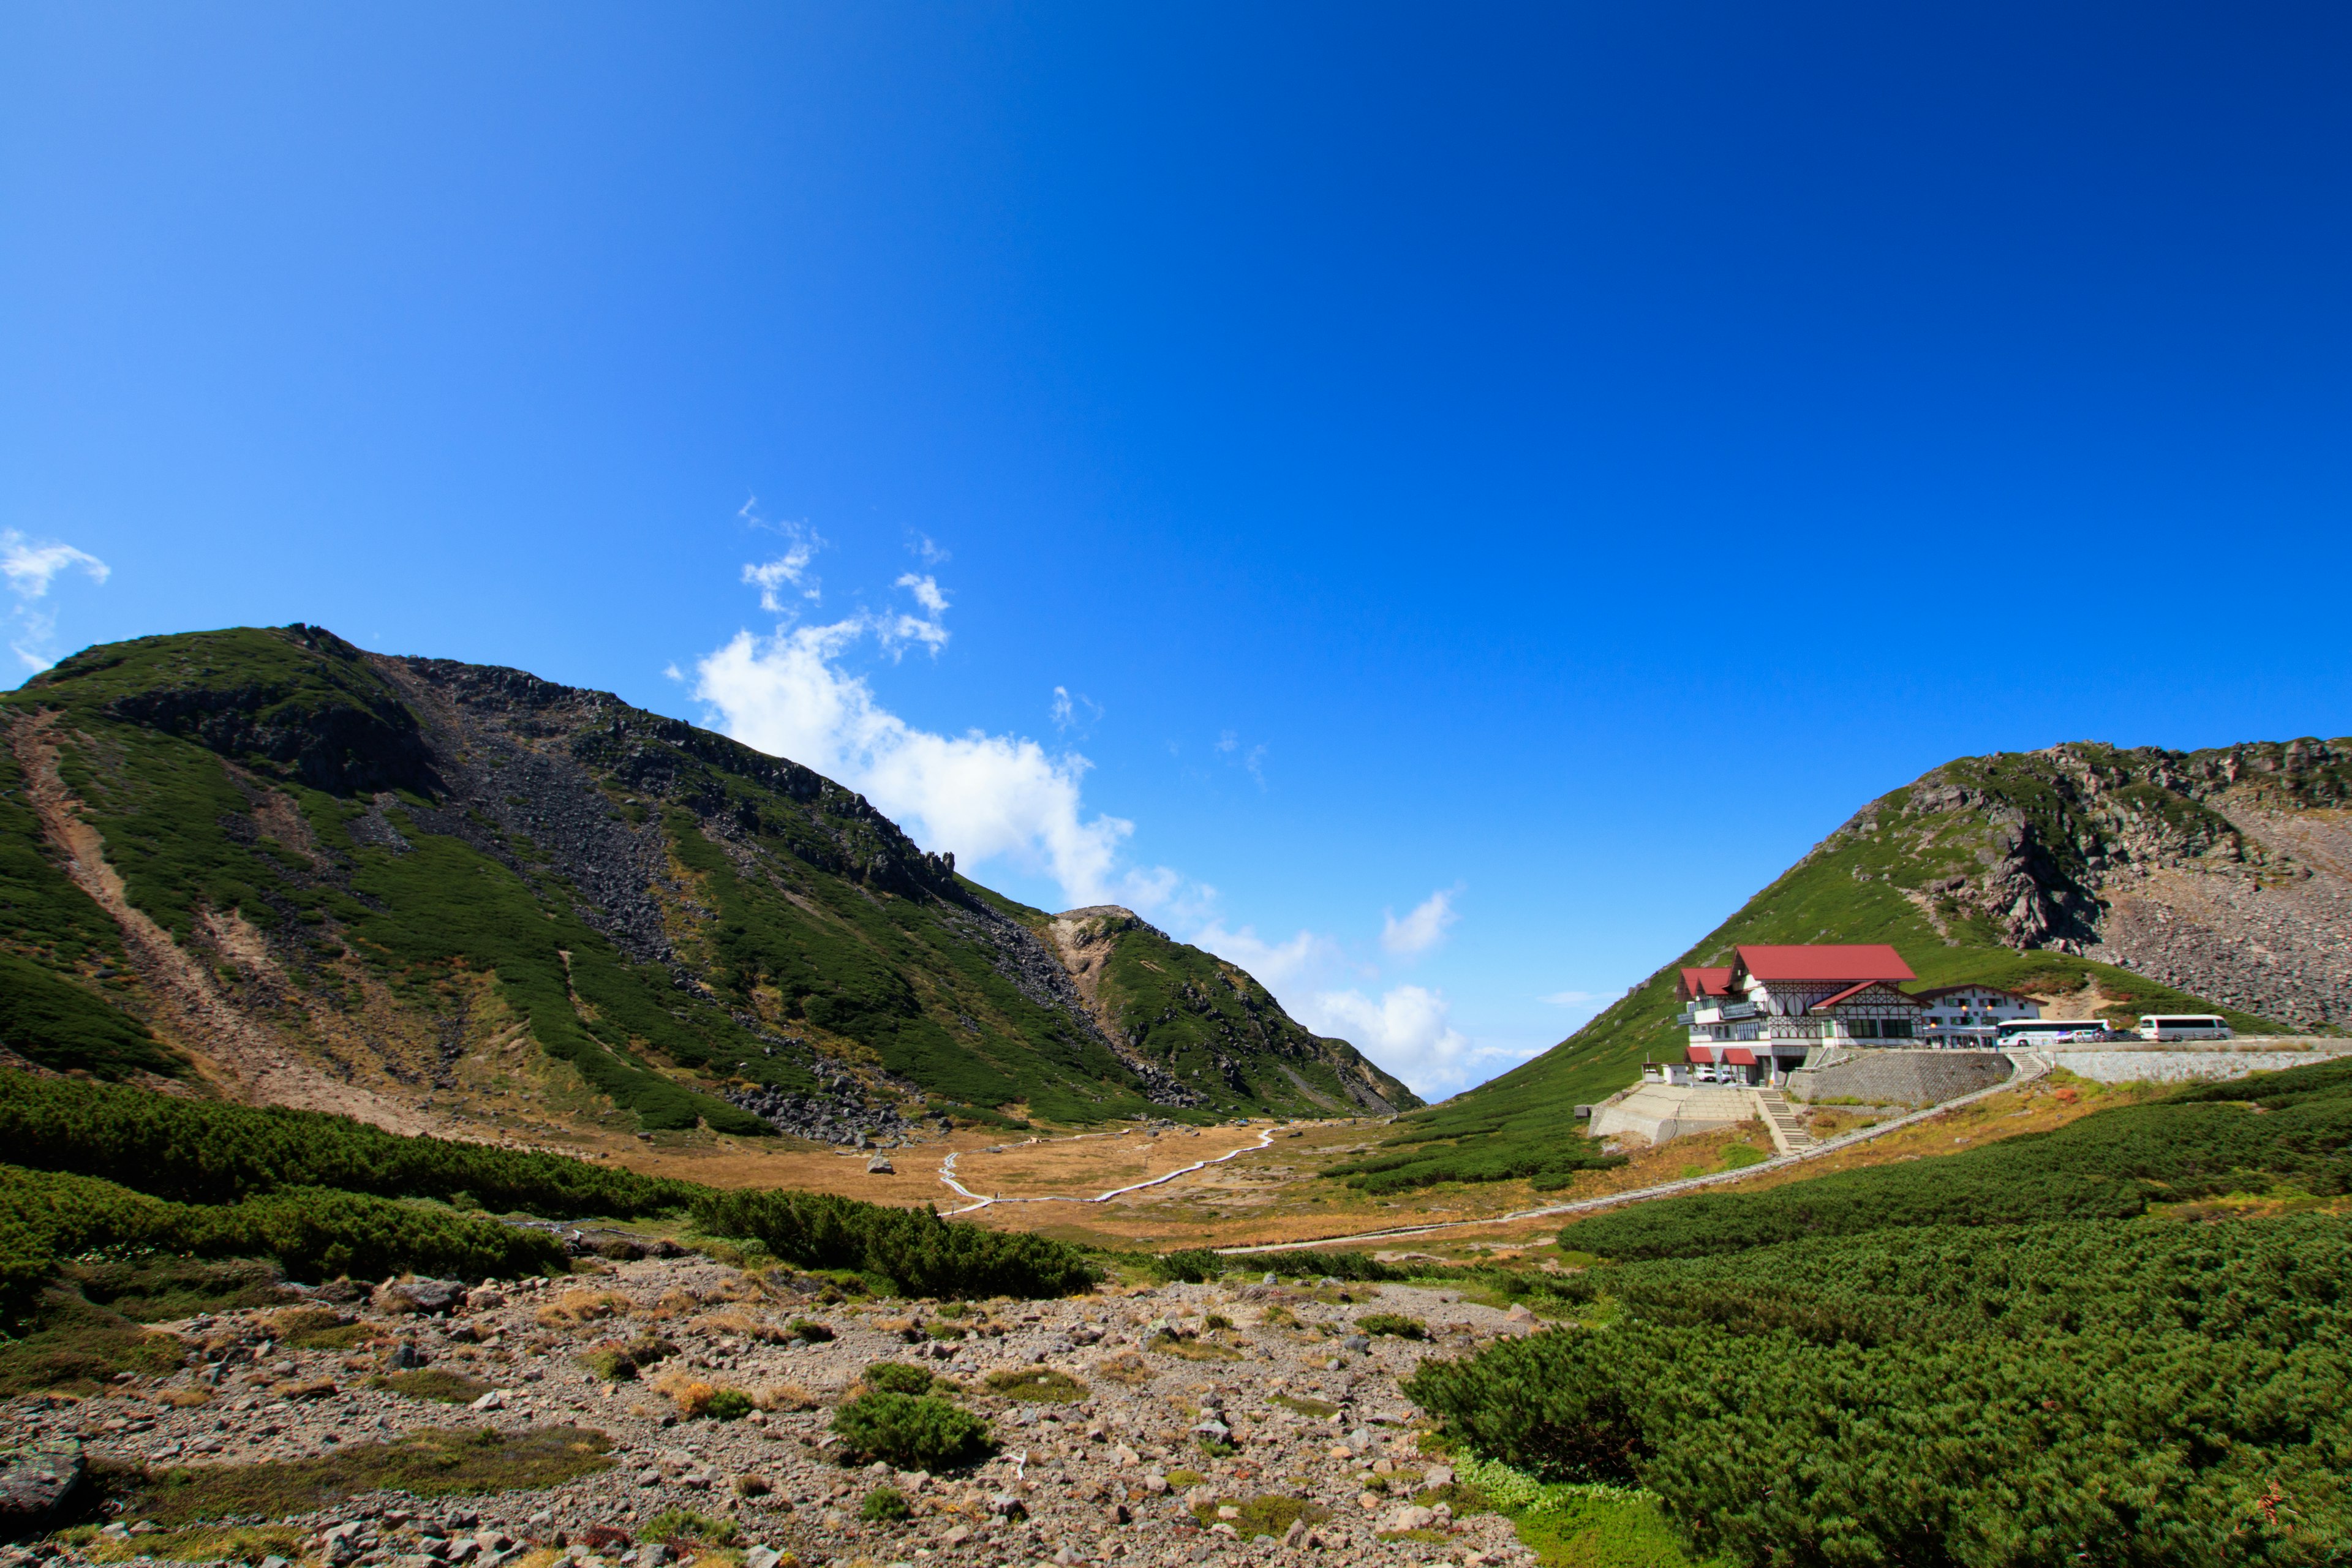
top-left (1673, 943), bottom-right (1930, 1085)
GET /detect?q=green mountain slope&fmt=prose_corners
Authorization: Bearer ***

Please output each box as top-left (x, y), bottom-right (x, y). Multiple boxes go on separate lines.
top-left (1390, 737), bottom-right (2350, 1166)
top-left (0, 624), bottom-right (1393, 1140)
top-left (1045, 906), bottom-right (1417, 1114)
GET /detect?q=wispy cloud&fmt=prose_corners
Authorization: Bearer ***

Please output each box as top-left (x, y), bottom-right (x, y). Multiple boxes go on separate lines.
top-left (1214, 729), bottom-right (1270, 789)
top-left (1540, 989), bottom-right (1602, 1006)
top-left (878, 574), bottom-right (949, 657)
top-left (910, 532), bottom-right (950, 565)
top-left (1381, 888), bottom-right (1461, 958)
top-left (2, 530), bottom-right (110, 672)
top-left (1050, 686), bottom-right (1105, 734)
top-left (739, 499), bottom-right (823, 611)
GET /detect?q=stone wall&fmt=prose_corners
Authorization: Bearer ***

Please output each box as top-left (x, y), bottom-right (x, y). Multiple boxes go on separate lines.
top-left (2040, 1038), bottom-right (2352, 1084)
top-left (1785, 1047), bottom-right (2014, 1107)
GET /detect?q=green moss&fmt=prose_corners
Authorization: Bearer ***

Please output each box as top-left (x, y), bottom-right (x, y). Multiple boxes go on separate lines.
top-left (94, 1425), bottom-right (616, 1521)
top-left (982, 1366), bottom-right (1087, 1402)
top-left (53, 1524), bottom-right (309, 1564)
top-left (0, 1285), bottom-right (188, 1398)
top-left (367, 1369), bottom-right (492, 1403)
top-left (1191, 1494), bottom-right (1330, 1538)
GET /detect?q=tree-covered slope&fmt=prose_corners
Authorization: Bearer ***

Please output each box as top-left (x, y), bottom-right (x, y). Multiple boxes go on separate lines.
top-left (1391, 738), bottom-right (2348, 1164)
top-left (0, 624), bottom-right (1385, 1139)
top-left (1045, 906), bottom-right (1419, 1114)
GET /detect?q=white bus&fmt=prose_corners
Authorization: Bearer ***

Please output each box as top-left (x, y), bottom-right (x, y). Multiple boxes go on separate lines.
top-left (1996, 1019), bottom-right (2112, 1046)
top-left (2136, 1014), bottom-right (2233, 1041)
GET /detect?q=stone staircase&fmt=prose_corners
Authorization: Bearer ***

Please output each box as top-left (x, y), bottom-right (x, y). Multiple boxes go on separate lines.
top-left (1753, 1088), bottom-right (1817, 1155)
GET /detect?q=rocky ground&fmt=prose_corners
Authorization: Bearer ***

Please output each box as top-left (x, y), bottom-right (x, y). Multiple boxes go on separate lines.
top-left (1, 1257), bottom-right (1544, 1568)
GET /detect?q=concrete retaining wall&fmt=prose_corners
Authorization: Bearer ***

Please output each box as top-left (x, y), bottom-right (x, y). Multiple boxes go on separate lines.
top-left (2041, 1039), bottom-right (2352, 1084)
top-left (1588, 1085), bottom-right (1757, 1146)
top-left (1785, 1048), bottom-right (2013, 1107)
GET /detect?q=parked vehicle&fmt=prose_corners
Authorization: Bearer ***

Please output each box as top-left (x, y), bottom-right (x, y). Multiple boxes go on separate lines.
top-left (1996, 1019), bottom-right (2113, 1045)
top-left (2136, 1014), bottom-right (2234, 1041)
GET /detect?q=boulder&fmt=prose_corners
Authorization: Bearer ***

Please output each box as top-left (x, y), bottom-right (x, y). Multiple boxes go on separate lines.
top-left (0, 1440), bottom-right (82, 1520)
top-left (376, 1278), bottom-right (469, 1314)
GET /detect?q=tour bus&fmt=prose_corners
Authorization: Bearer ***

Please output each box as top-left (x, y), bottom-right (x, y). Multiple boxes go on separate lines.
top-left (2136, 1014), bottom-right (2233, 1041)
top-left (1996, 1018), bottom-right (2112, 1046)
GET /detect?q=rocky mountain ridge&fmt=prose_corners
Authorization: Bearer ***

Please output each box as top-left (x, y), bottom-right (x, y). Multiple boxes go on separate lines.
top-left (0, 625), bottom-right (1413, 1145)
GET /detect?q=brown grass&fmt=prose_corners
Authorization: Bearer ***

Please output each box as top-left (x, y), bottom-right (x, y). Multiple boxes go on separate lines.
top-left (537, 1290), bottom-right (631, 1328)
top-left (690, 1310), bottom-right (786, 1343)
top-left (755, 1382), bottom-right (822, 1412)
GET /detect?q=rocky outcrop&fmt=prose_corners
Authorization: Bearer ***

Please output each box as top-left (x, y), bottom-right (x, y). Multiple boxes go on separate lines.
top-left (1821, 738), bottom-right (2352, 1029)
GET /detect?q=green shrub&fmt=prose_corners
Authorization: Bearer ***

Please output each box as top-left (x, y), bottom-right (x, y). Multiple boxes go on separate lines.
top-left (1559, 1057), bottom-right (2352, 1262)
top-left (640, 1509), bottom-right (739, 1547)
top-left (831, 1392), bottom-right (993, 1471)
top-left (0, 1072), bottom-right (695, 1215)
top-left (690, 1188), bottom-right (1099, 1299)
top-left (786, 1317), bottom-right (834, 1343)
top-left (1149, 1248), bottom-right (1226, 1284)
top-left (0, 949), bottom-right (182, 1080)
top-left (1355, 1313), bottom-right (1427, 1340)
top-left (1322, 1136), bottom-right (1627, 1196)
top-left (578, 1337), bottom-right (676, 1382)
top-left (859, 1486), bottom-right (911, 1523)
top-left (1408, 1216), bottom-right (2352, 1566)
top-left (862, 1361), bottom-right (935, 1395)
top-left (702, 1388), bottom-right (755, 1422)
top-left (0, 1164), bottom-right (562, 1324)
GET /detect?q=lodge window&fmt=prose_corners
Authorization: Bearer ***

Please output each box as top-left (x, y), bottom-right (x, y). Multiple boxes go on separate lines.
top-left (1882, 1019), bottom-right (1915, 1039)
top-left (1850, 1018), bottom-right (1880, 1038)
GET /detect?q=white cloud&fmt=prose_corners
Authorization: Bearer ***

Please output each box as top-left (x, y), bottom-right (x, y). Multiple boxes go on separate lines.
top-left (1381, 888), bottom-right (1461, 958)
top-left (1540, 989), bottom-right (1602, 1006)
top-left (2, 530), bottom-right (110, 672)
top-left (910, 532), bottom-right (950, 565)
top-left (695, 616), bottom-right (1137, 905)
top-left (1311, 986), bottom-right (1464, 1085)
top-left (1193, 921), bottom-right (1350, 992)
top-left (1050, 687), bottom-right (1075, 728)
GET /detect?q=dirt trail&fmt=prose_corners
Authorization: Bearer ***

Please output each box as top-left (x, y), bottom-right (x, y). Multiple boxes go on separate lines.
top-left (936, 1125), bottom-right (1278, 1214)
top-left (7, 712), bottom-right (431, 1132)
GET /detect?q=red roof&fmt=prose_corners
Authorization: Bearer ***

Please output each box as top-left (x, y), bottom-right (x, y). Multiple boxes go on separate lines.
top-left (1809, 979), bottom-right (1927, 1013)
top-left (1733, 944), bottom-right (1915, 984)
top-left (1684, 1045), bottom-right (1718, 1063)
top-left (1677, 967), bottom-right (1735, 1001)
top-left (1722, 1047), bottom-right (1757, 1065)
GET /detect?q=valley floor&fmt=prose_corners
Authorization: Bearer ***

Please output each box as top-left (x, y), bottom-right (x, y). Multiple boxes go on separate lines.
top-left (2, 1257), bottom-right (1566, 1568)
top-left (596, 1069), bottom-right (2182, 1264)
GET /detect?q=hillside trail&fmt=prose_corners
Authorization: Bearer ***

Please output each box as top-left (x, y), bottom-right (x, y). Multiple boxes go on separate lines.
top-left (8, 710), bottom-right (431, 1132)
top-left (1216, 1053), bottom-right (2056, 1256)
top-left (936, 1125), bottom-right (1278, 1215)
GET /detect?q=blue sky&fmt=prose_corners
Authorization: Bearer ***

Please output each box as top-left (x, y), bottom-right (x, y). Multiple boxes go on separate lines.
top-left (6, 3), bottom-right (2348, 1096)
